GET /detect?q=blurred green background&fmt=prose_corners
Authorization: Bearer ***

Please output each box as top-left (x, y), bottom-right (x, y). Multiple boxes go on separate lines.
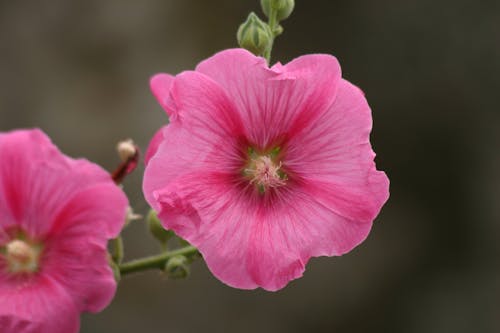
top-left (1, 0), bottom-right (499, 332)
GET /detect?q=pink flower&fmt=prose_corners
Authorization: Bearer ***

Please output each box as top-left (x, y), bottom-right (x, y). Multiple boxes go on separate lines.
top-left (144, 49), bottom-right (389, 291)
top-left (0, 129), bottom-right (128, 332)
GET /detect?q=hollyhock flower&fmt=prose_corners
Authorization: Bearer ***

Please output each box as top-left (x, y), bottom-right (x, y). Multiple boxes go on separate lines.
top-left (144, 49), bottom-right (389, 291)
top-left (0, 129), bottom-right (128, 332)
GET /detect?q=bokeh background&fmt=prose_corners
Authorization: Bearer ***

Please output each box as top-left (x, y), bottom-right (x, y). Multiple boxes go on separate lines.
top-left (1, 0), bottom-right (499, 332)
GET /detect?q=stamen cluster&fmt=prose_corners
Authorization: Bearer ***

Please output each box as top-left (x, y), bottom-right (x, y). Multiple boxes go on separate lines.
top-left (245, 151), bottom-right (287, 192)
top-left (4, 238), bottom-right (42, 274)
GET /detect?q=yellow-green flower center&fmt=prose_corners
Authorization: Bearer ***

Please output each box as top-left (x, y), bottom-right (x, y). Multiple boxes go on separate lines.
top-left (244, 147), bottom-right (287, 193)
top-left (3, 239), bottom-right (42, 274)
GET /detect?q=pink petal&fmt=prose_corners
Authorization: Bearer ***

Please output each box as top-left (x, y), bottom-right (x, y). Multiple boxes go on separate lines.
top-left (166, 71), bottom-right (245, 136)
top-left (154, 172), bottom-right (265, 290)
top-left (0, 129), bottom-right (122, 240)
top-left (49, 183), bottom-right (128, 239)
top-left (37, 184), bottom-right (126, 312)
top-left (150, 73), bottom-right (175, 116)
top-left (195, 48), bottom-right (341, 148)
top-left (143, 71), bottom-right (246, 211)
top-left (144, 126), bottom-right (165, 165)
top-left (285, 79), bottom-right (390, 222)
top-left (0, 274), bottom-right (80, 333)
top-left (41, 233), bottom-right (117, 313)
top-left (154, 172), bottom-right (374, 291)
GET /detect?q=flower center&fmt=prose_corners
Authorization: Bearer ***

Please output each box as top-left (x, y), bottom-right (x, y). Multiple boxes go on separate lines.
top-left (244, 149), bottom-right (287, 193)
top-left (3, 239), bottom-right (42, 274)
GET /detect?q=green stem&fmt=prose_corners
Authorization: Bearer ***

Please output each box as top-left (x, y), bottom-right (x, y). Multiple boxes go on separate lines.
top-left (111, 237), bottom-right (124, 264)
top-left (264, 7), bottom-right (279, 64)
top-left (119, 245), bottom-right (198, 275)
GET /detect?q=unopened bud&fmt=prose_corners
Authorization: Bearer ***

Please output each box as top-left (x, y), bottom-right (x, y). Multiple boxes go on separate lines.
top-left (261, 0), bottom-right (295, 21)
top-left (165, 255), bottom-right (190, 279)
top-left (237, 12), bottom-right (272, 56)
top-left (116, 139), bottom-right (137, 162)
top-left (147, 210), bottom-right (173, 246)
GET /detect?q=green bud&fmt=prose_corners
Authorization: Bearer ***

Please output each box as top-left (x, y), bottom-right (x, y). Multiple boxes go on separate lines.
top-left (165, 255), bottom-right (190, 279)
top-left (147, 210), bottom-right (173, 246)
top-left (237, 12), bottom-right (272, 56)
top-left (261, 0), bottom-right (295, 21)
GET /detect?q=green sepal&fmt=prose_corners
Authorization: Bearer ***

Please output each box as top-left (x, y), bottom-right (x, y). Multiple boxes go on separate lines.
top-left (147, 210), bottom-right (174, 247)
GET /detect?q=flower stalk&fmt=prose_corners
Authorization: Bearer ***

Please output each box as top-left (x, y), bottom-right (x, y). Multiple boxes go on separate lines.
top-left (237, 0), bottom-right (294, 64)
top-left (263, 5), bottom-right (278, 63)
top-left (111, 236), bottom-right (124, 264)
top-left (261, 0), bottom-right (294, 63)
top-left (118, 245), bottom-right (199, 276)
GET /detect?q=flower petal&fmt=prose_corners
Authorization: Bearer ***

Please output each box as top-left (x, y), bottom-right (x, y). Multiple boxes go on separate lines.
top-left (144, 126), bottom-right (165, 165)
top-left (154, 172), bottom-right (269, 290)
top-left (37, 184), bottom-right (125, 312)
top-left (285, 79), bottom-right (390, 223)
top-left (195, 48), bottom-right (341, 148)
top-left (49, 183), bottom-right (128, 239)
top-left (166, 70), bottom-right (245, 136)
top-left (41, 232), bottom-right (117, 313)
top-left (0, 129), bottom-right (122, 240)
top-left (0, 273), bottom-right (80, 333)
top-left (154, 172), bottom-right (374, 291)
top-left (143, 71), bottom-right (246, 211)
top-left (150, 73), bottom-right (175, 115)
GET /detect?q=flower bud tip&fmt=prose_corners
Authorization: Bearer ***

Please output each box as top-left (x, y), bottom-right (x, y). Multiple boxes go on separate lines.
top-left (116, 139), bottom-right (137, 162)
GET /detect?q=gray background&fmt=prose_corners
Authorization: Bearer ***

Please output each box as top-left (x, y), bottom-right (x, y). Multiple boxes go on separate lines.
top-left (1, 0), bottom-right (499, 332)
